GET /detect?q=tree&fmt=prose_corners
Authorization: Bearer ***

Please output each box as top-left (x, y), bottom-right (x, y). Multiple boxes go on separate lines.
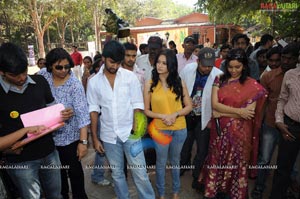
top-left (26, 0), bottom-right (60, 58)
top-left (195, 0), bottom-right (300, 39)
top-left (1, 0), bottom-right (201, 56)
top-left (0, 0), bottom-right (34, 47)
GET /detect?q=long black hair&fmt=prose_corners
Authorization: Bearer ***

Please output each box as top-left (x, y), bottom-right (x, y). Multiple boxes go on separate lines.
top-left (150, 49), bottom-right (183, 101)
top-left (220, 48), bottom-right (249, 84)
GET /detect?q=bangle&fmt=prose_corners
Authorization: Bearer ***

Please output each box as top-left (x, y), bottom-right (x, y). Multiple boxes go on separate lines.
top-left (176, 112), bottom-right (180, 118)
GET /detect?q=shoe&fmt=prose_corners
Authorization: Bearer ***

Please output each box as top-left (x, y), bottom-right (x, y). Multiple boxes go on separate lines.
top-left (92, 179), bottom-right (111, 186)
top-left (251, 188), bottom-right (262, 199)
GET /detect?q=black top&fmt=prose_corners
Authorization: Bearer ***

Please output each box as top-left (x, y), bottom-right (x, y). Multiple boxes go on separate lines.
top-left (0, 75), bottom-right (55, 163)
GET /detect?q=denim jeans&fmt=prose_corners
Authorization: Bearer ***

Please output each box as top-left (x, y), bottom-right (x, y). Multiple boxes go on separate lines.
top-left (103, 138), bottom-right (154, 199)
top-left (6, 150), bottom-right (62, 199)
top-left (254, 122), bottom-right (280, 191)
top-left (155, 128), bottom-right (187, 197)
top-left (91, 118), bottom-right (107, 183)
top-left (91, 152), bottom-right (106, 182)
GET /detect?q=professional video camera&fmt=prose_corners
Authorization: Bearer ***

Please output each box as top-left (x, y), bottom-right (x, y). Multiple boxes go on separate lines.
top-left (103, 8), bottom-right (130, 38)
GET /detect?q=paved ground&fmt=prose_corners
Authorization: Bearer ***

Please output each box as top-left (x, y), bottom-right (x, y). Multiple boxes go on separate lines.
top-left (82, 141), bottom-right (202, 199)
top-left (81, 138), bottom-right (277, 199)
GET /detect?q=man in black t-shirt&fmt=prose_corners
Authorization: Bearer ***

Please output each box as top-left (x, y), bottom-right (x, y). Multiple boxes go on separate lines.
top-left (0, 43), bottom-right (71, 199)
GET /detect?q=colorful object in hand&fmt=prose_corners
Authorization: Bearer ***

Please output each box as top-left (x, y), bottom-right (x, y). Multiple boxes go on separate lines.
top-left (130, 138), bottom-right (155, 157)
top-left (129, 111), bottom-right (148, 139)
top-left (148, 121), bottom-right (172, 145)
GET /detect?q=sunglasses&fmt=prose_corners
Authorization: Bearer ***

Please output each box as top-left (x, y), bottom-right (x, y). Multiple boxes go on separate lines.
top-left (54, 64), bottom-right (71, 70)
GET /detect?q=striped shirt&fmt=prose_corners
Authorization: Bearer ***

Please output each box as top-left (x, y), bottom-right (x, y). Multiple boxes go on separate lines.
top-left (275, 67), bottom-right (300, 123)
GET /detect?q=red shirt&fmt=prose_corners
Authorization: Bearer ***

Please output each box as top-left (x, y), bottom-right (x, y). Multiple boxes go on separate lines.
top-left (71, 51), bottom-right (82, 66)
top-left (214, 58), bottom-right (223, 68)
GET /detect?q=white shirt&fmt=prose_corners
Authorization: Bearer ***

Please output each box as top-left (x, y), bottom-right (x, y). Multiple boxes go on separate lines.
top-left (180, 62), bottom-right (223, 130)
top-left (86, 66), bottom-right (144, 144)
top-left (133, 64), bottom-right (145, 89)
top-left (136, 54), bottom-right (153, 82)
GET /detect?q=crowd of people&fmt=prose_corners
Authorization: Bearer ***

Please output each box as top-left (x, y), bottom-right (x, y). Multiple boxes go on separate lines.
top-left (0, 33), bottom-right (299, 199)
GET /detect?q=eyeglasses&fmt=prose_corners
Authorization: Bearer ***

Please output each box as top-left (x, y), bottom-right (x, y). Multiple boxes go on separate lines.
top-left (54, 64), bottom-right (71, 70)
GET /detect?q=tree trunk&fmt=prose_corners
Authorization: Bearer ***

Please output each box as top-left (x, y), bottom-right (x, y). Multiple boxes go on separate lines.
top-left (47, 28), bottom-right (51, 52)
top-left (28, 0), bottom-right (59, 58)
top-left (37, 33), bottom-right (45, 58)
top-left (70, 24), bottom-right (74, 44)
top-left (29, 0), bottom-right (45, 58)
top-left (94, 6), bottom-right (99, 51)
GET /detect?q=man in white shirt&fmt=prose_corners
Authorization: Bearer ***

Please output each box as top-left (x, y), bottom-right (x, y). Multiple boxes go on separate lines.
top-left (176, 36), bottom-right (198, 73)
top-left (136, 36), bottom-right (163, 82)
top-left (87, 41), bottom-right (155, 199)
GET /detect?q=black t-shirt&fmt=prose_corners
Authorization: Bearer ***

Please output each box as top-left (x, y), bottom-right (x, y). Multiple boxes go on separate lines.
top-left (0, 75), bottom-right (55, 163)
top-left (191, 70), bottom-right (208, 115)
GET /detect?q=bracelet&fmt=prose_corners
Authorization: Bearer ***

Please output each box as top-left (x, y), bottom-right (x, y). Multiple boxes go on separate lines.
top-left (176, 112), bottom-right (180, 118)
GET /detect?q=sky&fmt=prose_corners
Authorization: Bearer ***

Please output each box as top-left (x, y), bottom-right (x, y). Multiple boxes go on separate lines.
top-left (173, 0), bottom-right (198, 8)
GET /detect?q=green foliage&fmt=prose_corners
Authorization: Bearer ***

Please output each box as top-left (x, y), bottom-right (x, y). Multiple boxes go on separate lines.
top-left (195, 0), bottom-right (300, 38)
top-left (0, 0), bottom-right (194, 50)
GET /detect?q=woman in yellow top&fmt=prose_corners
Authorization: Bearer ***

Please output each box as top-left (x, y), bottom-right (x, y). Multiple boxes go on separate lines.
top-left (144, 49), bottom-right (192, 199)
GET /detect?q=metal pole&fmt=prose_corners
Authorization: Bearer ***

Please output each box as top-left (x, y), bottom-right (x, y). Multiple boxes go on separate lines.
top-left (214, 18), bottom-right (216, 44)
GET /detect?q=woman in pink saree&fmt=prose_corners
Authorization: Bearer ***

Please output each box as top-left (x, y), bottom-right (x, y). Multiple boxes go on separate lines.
top-left (200, 48), bottom-right (267, 199)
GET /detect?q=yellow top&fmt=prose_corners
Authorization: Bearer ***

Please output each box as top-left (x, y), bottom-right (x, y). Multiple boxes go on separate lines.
top-left (150, 81), bottom-right (186, 130)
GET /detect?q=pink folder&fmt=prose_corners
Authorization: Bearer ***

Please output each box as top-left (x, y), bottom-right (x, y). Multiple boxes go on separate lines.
top-left (11, 104), bottom-right (65, 150)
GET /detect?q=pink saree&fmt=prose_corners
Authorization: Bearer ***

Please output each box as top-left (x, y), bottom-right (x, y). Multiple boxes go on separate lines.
top-left (199, 77), bottom-right (267, 199)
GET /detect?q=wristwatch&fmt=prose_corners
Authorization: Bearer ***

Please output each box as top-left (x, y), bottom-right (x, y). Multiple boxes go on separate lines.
top-left (79, 140), bottom-right (88, 145)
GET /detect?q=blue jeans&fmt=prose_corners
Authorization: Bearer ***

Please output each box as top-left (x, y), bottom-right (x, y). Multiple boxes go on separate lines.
top-left (254, 123), bottom-right (279, 191)
top-left (91, 118), bottom-right (107, 182)
top-left (155, 129), bottom-right (187, 197)
top-left (6, 150), bottom-right (62, 199)
top-left (103, 138), bottom-right (154, 199)
top-left (91, 152), bottom-right (106, 182)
